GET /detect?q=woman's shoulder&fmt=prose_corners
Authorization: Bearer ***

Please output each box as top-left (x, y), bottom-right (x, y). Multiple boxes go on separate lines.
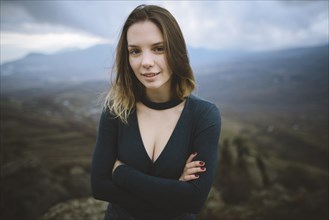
top-left (187, 94), bottom-right (220, 123)
top-left (99, 107), bottom-right (122, 124)
top-left (187, 94), bottom-right (219, 113)
top-left (100, 106), bottom-right (135, 126)
top-left (101, 107), bottom-right (116, 118)
top-left (186, 95), bottom-right (221, 131)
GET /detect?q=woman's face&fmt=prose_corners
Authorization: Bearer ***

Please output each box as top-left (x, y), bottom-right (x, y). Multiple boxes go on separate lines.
top-left (127, 21), bottom-right (172, 95)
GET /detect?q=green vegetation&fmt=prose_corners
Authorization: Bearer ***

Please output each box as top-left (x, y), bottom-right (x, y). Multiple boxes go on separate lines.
top-left (1, 97), bottom-right (95, 220)
top-left (1, 90), bottom-right (327, 220)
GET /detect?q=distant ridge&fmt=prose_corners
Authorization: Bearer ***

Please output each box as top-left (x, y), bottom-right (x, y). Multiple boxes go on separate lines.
top-left (1, 44), bottom-right (328, 98)
top-left (196, 44), bottom-right (328, 114)
top-left (0, 44), bottom-right (115, 80)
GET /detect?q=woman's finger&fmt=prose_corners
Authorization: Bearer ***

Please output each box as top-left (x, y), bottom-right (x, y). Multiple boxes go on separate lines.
top-left (185, 167), bottom-right (206, 175)
top-left (185, 160), bottom-right (205, 169)
top-left (180, 174), bottom-right (200, 181)
top-left (185, 152), bottom-right (197, 164)
top-left (112, 159), bottom-right (124, 174)
top-left (179, 152), bottom-right (206, 182)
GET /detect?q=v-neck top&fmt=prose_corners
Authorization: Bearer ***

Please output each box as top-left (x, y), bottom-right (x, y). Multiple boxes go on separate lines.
top-left (134, 99), bottom-right (186, 165)
top-left (91, 95), bottom-right (221, 220)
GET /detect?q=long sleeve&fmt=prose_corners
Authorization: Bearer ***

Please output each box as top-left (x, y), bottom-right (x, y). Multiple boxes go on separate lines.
top-left (90, 109), bottom-right (158, 215)
top-left (112, 104), bottom-right (221, 213)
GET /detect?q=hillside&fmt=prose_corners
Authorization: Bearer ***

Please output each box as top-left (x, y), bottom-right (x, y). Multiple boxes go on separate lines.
top-left (196, 45), bottom-right (329, 170)
top-left (1, 45), bottom-right (328, 220)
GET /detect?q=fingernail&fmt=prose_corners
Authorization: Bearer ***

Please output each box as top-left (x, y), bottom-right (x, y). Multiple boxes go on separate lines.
top-left (199, 161), bottom-right (205, 165)
top-left (195, 174), bottom-right (199, 177)
top-left (193, 152), bottom-right (197, 155)
top-left (201, 167), bottom-right (206, 170)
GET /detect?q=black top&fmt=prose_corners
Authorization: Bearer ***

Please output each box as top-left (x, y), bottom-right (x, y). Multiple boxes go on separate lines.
top-left (140, 96), bottom-right (184, 110)
top-left (91, 95), bottom-right (221, 220)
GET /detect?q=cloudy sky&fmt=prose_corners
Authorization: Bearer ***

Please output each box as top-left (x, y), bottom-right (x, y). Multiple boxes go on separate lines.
top-left (0, 0), bottom-right (328, 64)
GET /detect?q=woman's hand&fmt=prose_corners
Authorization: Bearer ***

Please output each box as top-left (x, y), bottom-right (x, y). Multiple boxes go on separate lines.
top-left (112, 159), bottom-right (124, 175)
top-left (179, 152), bottom-right (206, 181)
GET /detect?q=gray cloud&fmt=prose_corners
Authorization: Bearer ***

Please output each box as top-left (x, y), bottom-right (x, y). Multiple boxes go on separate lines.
top-left (1, 0), bottom-right (328, 51)
top-left (162, 0), bottom-right (328, 50)
top-left (1, 1), bottom-right (143, 37)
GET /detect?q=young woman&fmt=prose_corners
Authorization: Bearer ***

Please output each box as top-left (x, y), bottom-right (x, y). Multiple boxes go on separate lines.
top-left (91, 4), bottom-right (221, 220)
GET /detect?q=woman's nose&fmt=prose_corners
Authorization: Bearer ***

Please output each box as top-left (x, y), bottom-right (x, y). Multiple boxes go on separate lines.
top-left (141, 52), bottom-right (154, 68)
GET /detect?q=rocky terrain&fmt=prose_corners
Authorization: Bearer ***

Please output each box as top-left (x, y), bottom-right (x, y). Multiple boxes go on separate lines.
top-left (35, 135), bottom-right (328, 220)
top-left (39, 197), bottom-right (107, 220)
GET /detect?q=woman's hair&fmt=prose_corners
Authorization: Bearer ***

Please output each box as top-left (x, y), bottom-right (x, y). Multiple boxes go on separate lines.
top-left (105, 4), bottom-right (196, 123)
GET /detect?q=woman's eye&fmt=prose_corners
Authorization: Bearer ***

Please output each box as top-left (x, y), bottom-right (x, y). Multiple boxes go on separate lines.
top-left (154, 46), bottom-right (165, 53)
top-left (129, 49), bottom-right (140, 55)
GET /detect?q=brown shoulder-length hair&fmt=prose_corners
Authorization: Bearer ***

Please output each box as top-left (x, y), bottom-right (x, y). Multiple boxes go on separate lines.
top-left (105, 4), bottom-right (196, 123)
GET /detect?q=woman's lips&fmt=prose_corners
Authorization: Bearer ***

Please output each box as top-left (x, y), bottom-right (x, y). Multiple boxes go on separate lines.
top-left (141, 72), bottom-right (160, 77)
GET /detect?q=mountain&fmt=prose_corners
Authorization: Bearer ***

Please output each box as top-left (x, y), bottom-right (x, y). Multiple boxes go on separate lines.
top-left (188, 47), bottom-right (250, 67)
top-left (0, 44), bottom-right (115, 92)
top-left (1, 44), bottom-right (328, 113)
top-left (195, 45), bottom-right (329, 110)
top-left (0, 44), bottom-right (251, 90)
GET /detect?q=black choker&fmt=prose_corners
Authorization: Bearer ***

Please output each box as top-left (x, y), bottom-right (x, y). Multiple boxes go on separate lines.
top-left (140, 97), bottom-right (184, 110)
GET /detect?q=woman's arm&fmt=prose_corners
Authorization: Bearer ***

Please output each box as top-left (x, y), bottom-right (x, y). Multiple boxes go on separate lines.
top-left (112, 105), bottom-right (221, 213)
top-left (90, 109), bottom-right (160, 214)
top-left (179, 152), bottom-right (206, 181)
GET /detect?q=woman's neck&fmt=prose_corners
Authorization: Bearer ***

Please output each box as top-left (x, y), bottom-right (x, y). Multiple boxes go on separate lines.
top-left (145, 90), bottom-right (171, 103)
top-left (145, 82), bottom-right (172, 102)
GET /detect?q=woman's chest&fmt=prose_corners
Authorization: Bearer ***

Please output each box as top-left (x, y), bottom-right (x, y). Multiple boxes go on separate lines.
top-left (117, 111), bottom-right (194, 178)
top-left (137, 109), bottom-right (181, 163)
